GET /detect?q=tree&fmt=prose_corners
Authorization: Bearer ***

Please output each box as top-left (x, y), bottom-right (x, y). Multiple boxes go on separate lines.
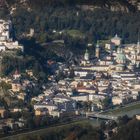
top-left (2, 126), bottom-right (11, 134)
top-left (13, 123), bottom-right (19, 131)
top-left (110, 119), bottom-right (140, 140)
top-left (34, 116), bottom-right (41, 127)
top-left (36, 135), bottom-right (43, 140)
top-left (100, 121), bottom-right (106, 130)
top-left (69, 68), bottom-right (75, 78)
top-left (10, 112), bottom-right (22, 120)
top-left (0, 81), bottom-right (12, 91)
top-left (102, 97), bottom-right (111, 108)
top-left (117, 115), bottom-right (130, 126)
top-left (26, 117), bottom-right (35, 129)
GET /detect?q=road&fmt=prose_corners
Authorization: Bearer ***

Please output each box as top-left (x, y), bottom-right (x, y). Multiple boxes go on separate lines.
top-left (86, 113), bottom-right (117, 121)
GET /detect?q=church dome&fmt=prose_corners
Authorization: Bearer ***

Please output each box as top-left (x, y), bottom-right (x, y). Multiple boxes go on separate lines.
top-left (116, 53), bottom-right (126, 61)
top-left (112, 34), bottom-right (121, 41)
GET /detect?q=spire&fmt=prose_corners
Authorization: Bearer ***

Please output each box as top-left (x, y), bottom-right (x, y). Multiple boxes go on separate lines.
top-left (137, 40), bottom-right (140, 47)
top-left (137, 31), bottom-right (140, 45)
top-left (96, 40), bottom-right (100, 48)
top-left (95, 41), bottom-right (100, 58)
top-left (114, 34), bottom-right (121, 40)
top-left (84, 49), bottom-right (89, 61)
top-left (14, 69), bottom-right (19, 75)
top-left (137, 30), bottom-right (140, 54)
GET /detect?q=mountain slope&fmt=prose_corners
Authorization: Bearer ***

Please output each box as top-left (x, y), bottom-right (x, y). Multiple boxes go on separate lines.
top-left (2, 0), bottom-right (140, 13)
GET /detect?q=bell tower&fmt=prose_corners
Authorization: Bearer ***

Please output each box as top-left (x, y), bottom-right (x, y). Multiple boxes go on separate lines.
top-left (95, 41), bottom-right (100, 58)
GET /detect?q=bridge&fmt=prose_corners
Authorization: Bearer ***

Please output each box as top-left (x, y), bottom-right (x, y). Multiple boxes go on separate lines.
top-left (86, 112), bottom-right (118, 121)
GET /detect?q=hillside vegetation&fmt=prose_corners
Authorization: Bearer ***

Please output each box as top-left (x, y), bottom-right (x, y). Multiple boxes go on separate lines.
top-left (1, 121), bottom-right (104, 140)
top-left (5, 0), bottom-right (139, 12)
top-left (111, 119), bottom-right (140, 140)
top-left (0, 0), bottom-right (139, 44)
top-left (0, 0), bottom-right (140, 76)
top-left (10, 6), bottom-right (140, 43)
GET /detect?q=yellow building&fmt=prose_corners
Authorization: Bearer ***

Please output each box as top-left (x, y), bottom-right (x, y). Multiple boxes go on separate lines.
top-left (11, 81), bottom-right (22, 92)
top-left (112, 97), bottom-right (124, 105)
top-left (35, 108), bottom-right (48, 116)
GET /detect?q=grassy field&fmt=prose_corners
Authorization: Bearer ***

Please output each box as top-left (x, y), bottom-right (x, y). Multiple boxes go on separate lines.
top-left (102, 103), bottom-right (140, 116)
top-left (66, 29), bottom-right (85, 38)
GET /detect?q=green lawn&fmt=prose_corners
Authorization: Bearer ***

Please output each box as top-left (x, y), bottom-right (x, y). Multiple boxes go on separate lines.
top-left (66, 29), bottom-right (85, 38)
top-left (102, 103), bottom-right (140, 116)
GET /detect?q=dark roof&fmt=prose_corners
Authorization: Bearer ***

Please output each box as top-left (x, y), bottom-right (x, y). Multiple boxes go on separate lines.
top-left (12, 79), bottom-right (21, 84)
top-left (71, 93), bottom-right (89, 97)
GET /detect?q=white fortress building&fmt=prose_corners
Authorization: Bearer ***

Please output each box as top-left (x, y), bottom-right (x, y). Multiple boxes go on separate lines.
top-left (0, 19), bottom-right (23, 52)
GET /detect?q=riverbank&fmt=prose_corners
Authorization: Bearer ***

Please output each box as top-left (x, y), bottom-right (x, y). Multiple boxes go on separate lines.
top-left (0, 120), bottom-right (99, 140)
top-left (102, 102), bottom-right (140, 117)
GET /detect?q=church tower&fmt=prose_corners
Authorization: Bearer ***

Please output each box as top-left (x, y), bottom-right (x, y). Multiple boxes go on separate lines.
top-left (131, 49), bottom-right (136, 65)
top-left (81, 49), bottom-right (90, 66)
top-left (84, 49), bottom-right (89, 61)
top-left (95, 41), bottom-right (100, 58)
top-left (136, 37), bottom-right (140, 68)
top-left (137, 39), bottom-right (140, 54)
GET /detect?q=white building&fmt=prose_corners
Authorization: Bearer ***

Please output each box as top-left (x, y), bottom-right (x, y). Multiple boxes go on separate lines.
top-left (112, 96), bottom-right (124, 105)
top-left (71, 93), bottom-right (89, 102)
top-left (0, 45), bottom-right (6, 51)
top-left (34, 102), bottom-right (58, 112)
top-left (0, 19), bottom-right (23, 51)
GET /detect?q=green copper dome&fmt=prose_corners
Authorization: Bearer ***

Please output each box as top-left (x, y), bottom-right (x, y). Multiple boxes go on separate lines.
top-left (116, 64), bottom-right (125, 67)
top-left (116, 46), bottom-right (126, 63)
top-left (116, 53), bottom-right (126, 61)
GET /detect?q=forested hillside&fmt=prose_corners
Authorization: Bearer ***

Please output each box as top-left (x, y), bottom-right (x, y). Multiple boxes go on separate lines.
top-left (4, 0), bottom-right (140, 12)
top-left (1, 121), bottom-right (104, 140)
top-left (11, 6), bottom-right (140, 43)
top-left (0, 0), bottom-right (139, 44)
top-left (111, 119), bottom-right (140, 140)
top-left (0, 0), bottom-right (140, 77)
